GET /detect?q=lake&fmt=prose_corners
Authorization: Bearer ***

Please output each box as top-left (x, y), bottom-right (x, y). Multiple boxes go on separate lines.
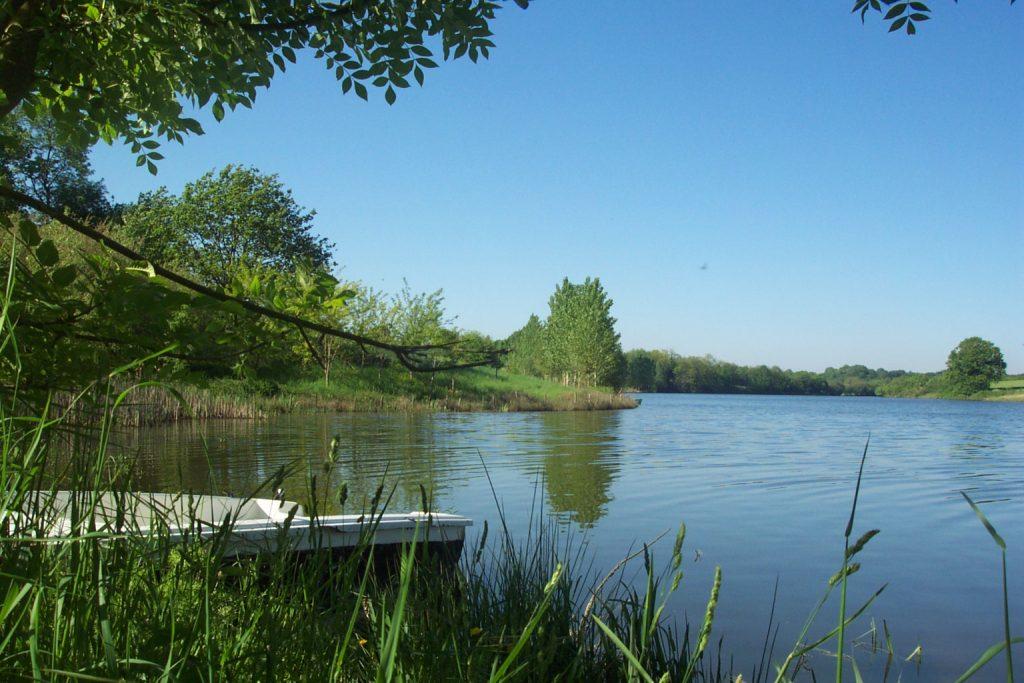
top-left (123, 394), bottom-right (1023, 680)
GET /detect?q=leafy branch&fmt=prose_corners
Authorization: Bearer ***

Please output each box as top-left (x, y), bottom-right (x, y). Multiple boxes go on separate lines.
top-left (0, 184), bottom-right (507, 373)
top-left (853, 0), bottom-right (1016, 35)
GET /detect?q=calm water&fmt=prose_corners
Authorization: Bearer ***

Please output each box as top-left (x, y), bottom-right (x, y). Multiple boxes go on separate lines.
top-left (122, 394), bottom-right (1023, 680)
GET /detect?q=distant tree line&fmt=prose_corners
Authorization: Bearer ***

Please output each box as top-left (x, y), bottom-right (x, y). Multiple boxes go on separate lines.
top-left (621, 338), bottom-right (1008, 399)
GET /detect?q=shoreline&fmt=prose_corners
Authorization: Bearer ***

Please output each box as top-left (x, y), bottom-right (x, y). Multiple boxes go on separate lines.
top-left (58, 377), bottom-right (639, 427)
top-left (625, 390), bottom-right (1023, 403)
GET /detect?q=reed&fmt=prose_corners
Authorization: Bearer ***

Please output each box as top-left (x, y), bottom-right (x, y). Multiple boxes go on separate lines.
top-left (955, 492), bottom-right (1020, 682)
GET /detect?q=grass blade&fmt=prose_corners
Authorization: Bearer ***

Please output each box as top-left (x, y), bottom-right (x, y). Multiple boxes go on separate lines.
top-left (592, 614), bottom-right (656, 683)
top-left (960, 492), bottom-right (1006, 550)
top-left (955, 638), bottom-right (1023, 682)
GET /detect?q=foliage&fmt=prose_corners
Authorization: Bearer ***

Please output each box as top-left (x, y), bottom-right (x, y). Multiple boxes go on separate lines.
top-left (873, 371), bottom-right (949, 398)
top-left (852, 0), bottom-right (1016, 36)
top-left (620, 350), bottom-right (1017, 400)
top-left (623, 350), bottom-right (836, 396)
top-left (504, 314), bottom-right (547, 377)
top-left (946, 336), bottom-right (1006, 396)
top-left (118, 165), bottom-right (333, 287)
top-left (543, 277), bottom-right (625, 388)
top-left (0, 111), bottom-right (113, 218)
top-left (390, 279), bottom-right (456, 347)
top-left (624, 349), bottom-right (656, 392)
top-left (228, 262), bottom-right (355, 384)
top-left (0, 0), bottom-right (528, 169)
top-left (0, 212), bottom-right (266, 400)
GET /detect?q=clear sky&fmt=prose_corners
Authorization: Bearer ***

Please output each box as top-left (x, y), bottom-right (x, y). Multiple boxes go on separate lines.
top-left (90, 2), bottom-right (1023, 373)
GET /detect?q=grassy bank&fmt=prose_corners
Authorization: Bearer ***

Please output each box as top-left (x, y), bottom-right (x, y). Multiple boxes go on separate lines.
top-left (66, 367), bottom-right (637, 426)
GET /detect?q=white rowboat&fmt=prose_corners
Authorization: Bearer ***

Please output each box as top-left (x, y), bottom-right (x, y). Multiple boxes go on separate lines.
top-left (28, 491), bottom-right (472, 562)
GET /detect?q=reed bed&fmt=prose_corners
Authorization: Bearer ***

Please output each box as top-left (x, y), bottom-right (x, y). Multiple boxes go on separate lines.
top-left (49, 380), bottom-right (638, 426)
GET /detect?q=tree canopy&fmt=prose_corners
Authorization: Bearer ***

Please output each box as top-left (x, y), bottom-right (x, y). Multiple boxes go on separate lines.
top-left (544, 278), bottom-right (624, 388)
top-left (118, 165), bottom-right (333, 287)
top-left (0, 0), bottom-right (527, 168)
top-left (946, 336), bottom-right (1006, 395)
top-left (503, 278), bottom-right (624, 389)
top-left (0, 112), bottom-right (113, 218)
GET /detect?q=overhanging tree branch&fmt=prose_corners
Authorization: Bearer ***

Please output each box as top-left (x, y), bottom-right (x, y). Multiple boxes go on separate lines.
top-left (1, 185), bottom-right (507, 372)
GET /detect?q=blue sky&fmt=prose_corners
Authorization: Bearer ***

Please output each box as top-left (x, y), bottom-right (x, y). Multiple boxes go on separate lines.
top-left (90, 2), bottom-right (1023, 373)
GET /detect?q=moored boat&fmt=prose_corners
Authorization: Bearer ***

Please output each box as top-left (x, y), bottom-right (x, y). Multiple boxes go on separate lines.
top-left (26, 491), bottom-right (471, 563)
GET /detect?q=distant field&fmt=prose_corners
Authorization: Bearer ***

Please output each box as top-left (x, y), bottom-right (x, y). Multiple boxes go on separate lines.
top-left (991, 377), bottom-right (1024, 390)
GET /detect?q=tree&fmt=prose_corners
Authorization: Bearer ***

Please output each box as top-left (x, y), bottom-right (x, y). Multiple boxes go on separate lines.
top-left (0, 0), bottom-right (527, 167)
top-left (624, 350), bottom-right (656, 391)
top-left (946, 337), bottom-right (1006, 395)
top-left (505, 314), bottom-right (547, 377)
top-left (544, 277), bottom-right (624, 388)
top-left (0, 0), bottom-right (517, 389)
top-left (0, 112), bottom-right (113, 218)
top-left (118, 166), bottom-right (333, 288)
top-left (389, 280), bottom-right (455, 347)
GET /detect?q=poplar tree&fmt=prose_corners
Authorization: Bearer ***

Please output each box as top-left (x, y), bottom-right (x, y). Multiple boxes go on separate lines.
top-left (544, 277), bottom-right (624, 388)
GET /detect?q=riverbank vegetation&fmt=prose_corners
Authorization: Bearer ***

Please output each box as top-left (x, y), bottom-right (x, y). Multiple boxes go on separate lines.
top-left (1, 121), bottom-right (634, 420)
top-left (55, 368), bottom-right (635, 426)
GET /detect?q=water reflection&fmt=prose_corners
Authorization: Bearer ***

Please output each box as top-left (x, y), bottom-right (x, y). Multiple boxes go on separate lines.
top-left (537, 411), bottom-right (622, 526)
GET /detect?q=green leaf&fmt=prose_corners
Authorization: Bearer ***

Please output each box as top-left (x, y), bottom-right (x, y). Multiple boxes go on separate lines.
top-left (354, 82), bottom-right (368, 100)
top-left (884, 4), bottom-right (908, 20)
top-left (180, 117), bottom-right (203, 134)
top-left (35, 240), bottom-right (59, 267)
top-left (51, 265), bottom-right (77, 288)
top-left (385, 86), bottom-right (397, 105)
top-left (17, 219), bottom-right (41, 247)
top-left (85, 4), bottom-right (100, 21)
top-left (212, 100), bottom-right (225, 121)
